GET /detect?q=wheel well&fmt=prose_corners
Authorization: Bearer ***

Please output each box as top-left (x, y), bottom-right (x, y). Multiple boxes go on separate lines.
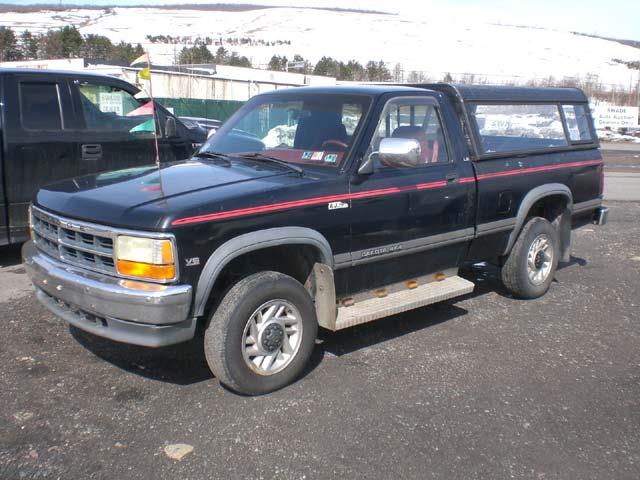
top-left (203, 244), bottom-right (322, 319)
top-left (527, 194), bottom-right (569, 225)
top-left (522, 193), bottom-right (572, 262)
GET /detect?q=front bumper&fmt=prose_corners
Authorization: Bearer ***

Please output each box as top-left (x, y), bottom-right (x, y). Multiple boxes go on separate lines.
top-left (22, 241), bottom-right (195, 347)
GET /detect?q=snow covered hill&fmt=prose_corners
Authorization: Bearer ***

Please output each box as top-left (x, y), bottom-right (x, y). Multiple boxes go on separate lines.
top-left (1, 6), bottom-right (639, 88)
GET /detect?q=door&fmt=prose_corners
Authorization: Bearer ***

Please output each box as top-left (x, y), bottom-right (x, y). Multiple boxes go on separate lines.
top-left (71, 79), bottom-right (157, 174)
top-left (346, 95), bottom-right (474, 293)
top-left (2, 74), bottom-right (78, 242)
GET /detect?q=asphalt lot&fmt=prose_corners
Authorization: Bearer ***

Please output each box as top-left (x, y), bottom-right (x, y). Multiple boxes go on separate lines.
top-left (601, 143), bottom-right (640, 202)
top-left (1, 156), bottom-right (639, 479)
top-left (602, 142), bottom-right (640, 174)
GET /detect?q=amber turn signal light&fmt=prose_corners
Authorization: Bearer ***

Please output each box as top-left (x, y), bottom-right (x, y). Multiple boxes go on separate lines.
top-left (116, 260), bottom-right (176, 282)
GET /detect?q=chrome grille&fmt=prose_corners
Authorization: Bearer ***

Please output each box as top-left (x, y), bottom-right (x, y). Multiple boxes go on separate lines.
top-left (31, 207), bottom-right (117, 275)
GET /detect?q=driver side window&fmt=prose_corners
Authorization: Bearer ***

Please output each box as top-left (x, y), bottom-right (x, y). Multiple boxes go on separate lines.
top-left (78, 82), bottom-right (156, 137)
top-left (370, 99), bottom-right (449, 169)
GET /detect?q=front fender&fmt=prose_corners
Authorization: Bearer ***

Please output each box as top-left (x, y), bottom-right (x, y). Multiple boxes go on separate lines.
top-left (193, 227), bottom-right (334, 317)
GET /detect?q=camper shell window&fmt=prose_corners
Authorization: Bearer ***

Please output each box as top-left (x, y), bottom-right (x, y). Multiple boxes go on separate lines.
top-left (419, 84), bottom-right (597, 160)
top-left (470, 103), bottom-right (567, 154)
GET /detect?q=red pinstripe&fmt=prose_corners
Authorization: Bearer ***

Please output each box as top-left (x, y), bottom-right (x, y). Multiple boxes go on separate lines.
top-left (171, 159), bottom-right (603, 226)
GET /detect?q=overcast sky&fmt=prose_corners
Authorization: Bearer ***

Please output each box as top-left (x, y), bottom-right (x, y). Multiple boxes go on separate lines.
top-left (4, 0), bottom-right (640, 41)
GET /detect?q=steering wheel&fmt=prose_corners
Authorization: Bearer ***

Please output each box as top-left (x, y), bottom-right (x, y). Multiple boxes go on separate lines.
top-left (321, 139), bottom-right (349, 150)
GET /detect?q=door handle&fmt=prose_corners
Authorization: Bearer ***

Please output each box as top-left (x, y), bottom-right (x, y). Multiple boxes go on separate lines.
top-left (81, 144), bottom-right (102, 161)
top-left (445, 173), bottom-right (459, 184)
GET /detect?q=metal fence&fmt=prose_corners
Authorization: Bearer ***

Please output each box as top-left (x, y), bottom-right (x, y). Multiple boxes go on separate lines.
top-left (155, 97), bottom-right (244, 121)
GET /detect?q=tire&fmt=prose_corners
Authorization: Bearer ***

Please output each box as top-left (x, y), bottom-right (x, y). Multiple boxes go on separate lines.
top-left (501, 217), bottom-right (559, 299)
top-left (204, 271), bottom-right (318, 395)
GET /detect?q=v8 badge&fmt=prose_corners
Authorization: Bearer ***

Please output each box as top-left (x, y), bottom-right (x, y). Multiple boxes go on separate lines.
top-left (185, 257), bottom-right (200, 267)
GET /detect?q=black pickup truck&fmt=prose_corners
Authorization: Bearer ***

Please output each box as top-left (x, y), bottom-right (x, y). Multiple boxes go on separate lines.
top-left (23, 84), bottom-right (607, 394)
top-left (0, 68), bottom-right (206, 246)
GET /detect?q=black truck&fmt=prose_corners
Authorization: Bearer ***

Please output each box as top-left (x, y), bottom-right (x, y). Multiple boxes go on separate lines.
top-left (0, 68), bottom-right (207, 245)
top-left (23, 84), bottom-right (607, 394)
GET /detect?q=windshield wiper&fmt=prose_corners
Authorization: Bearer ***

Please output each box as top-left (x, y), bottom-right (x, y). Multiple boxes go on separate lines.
top-left (236, 153), bottom-right (304, 176)
top-left (193, 151), bottom-right (232, 166)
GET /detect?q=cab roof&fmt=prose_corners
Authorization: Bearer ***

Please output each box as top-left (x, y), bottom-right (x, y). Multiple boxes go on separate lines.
top-left (259, 84), bottom-right (426, 97)
top-left (258, 83), bottom-right (588, 103)
top-left (419, 83), bottom-right (589, 103)
top-left (0, 67), bottom-right (138, 94)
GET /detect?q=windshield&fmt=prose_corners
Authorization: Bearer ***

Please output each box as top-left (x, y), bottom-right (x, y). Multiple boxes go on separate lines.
top-left (201, 93), bottom-right (371, 169)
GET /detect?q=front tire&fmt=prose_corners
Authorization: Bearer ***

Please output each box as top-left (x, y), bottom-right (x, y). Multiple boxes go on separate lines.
top-left (501, 217), bottom-right (559, 299)
top-left (204, 271), bottom-right (317, 395)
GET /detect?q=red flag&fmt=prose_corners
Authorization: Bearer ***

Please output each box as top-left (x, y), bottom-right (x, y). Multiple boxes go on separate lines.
top-left (126, 100), bottom-right (154, 117)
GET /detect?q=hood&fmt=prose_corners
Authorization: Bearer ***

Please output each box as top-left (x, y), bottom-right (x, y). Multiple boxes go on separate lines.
top-left (35, 159), bottom-right (294, 230)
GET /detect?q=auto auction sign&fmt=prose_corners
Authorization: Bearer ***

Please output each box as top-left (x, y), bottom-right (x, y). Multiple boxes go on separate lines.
top-left (592, 105), bottom-right (639, 129)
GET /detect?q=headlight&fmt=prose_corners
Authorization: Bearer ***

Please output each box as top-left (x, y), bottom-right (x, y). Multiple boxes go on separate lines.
top-left (115, 235), bottom-right (176, 282)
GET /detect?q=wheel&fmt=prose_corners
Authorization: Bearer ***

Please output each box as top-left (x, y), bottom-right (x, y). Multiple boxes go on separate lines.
top-left (204, 271), bottom-right (318, 395)
top-left (501, 217), bottom-right (559, 299)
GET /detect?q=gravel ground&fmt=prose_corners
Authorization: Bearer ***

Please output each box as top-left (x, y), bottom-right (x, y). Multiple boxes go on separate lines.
top-left (1, 201), bottom-right (639, 480)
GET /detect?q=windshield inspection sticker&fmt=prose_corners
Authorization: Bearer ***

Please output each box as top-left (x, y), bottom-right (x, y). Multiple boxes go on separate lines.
top-left (311, 151), bottom-right (324, 160)
top-left (325, 153), bottom-right (338, 164)
top-left (301, 151), bottom-right (313, 160)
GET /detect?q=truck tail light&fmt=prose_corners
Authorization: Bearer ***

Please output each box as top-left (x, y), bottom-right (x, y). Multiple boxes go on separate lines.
top-left (599, 164), bottom-right (604, 196)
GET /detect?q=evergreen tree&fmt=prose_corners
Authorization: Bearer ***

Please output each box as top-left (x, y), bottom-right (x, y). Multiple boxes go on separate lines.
top-left (60, 26), bottom-right (83, 58)
top-left (227, 51), bottom-right (252, 68)
top-left (340, 60), bottom-right (365, 81)
top-left (313, 56), bottom-right (341, 78)
top-left (214, 46), bottom-right (228, 63)
top-left (268, 54), bottom-right (287, 71)
top-left (83, 34), bottom-right (114, 63)
top-left (365, 60), bottom-right (391, 82)
top-left (40, 30), bottom-right (64, 59)
top-left (133, 43), bottom-right (144, 58)
top-left (20, 30), bottom-right (38, 60)
top-left (178, 44), bottom-right (214, 64)
top-left (0, 27), bottom-right (21, 62)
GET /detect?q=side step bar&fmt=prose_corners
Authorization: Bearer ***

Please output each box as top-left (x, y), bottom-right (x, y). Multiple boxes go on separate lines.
top-left (332, 275), bottom-right (474, 331)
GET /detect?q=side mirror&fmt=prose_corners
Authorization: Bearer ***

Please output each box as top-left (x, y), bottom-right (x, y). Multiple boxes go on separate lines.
top-left (377, 137), bottom-right (421, 168)
top-left (165, 117), bottom-right (178, 138)
top-left (357, 137), bottom-right (422, 175)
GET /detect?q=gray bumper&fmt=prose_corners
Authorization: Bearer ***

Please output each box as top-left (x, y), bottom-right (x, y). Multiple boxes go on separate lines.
top-left (593, 206), bottom-right (609, 225)
top-left (22, 241), bottom-right (196, 347)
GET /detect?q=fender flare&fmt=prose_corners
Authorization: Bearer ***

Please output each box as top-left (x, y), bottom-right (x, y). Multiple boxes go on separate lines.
top-left (503, 183), bottom-right (573, 256)
top-left (193, 227), bottom-right (334, 317)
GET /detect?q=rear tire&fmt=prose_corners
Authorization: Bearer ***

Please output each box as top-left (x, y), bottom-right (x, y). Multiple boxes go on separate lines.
top-left (501, 217), bottom-right (559, 299)
top-left (204, 271), bottom-right (317, 395)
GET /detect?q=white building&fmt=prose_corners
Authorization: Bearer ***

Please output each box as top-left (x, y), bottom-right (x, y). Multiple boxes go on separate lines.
top-left (0, 58), bottom-right (336, 102)
top-left (114, 64), bottom-right (336, 102)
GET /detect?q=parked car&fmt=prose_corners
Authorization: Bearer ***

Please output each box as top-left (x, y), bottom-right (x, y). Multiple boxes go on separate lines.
top-left (23, 84), bottom-right (607, 395)
top-left (0, 68), bottom-right (206, 245)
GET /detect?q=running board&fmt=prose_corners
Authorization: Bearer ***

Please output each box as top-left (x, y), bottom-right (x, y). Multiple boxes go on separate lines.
top-left (332, 275), bottom-right (474, 330)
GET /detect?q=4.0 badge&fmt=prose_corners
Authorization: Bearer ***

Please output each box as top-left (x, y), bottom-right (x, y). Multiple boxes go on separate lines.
top-left (328, 201), bottom-right (349, 210)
